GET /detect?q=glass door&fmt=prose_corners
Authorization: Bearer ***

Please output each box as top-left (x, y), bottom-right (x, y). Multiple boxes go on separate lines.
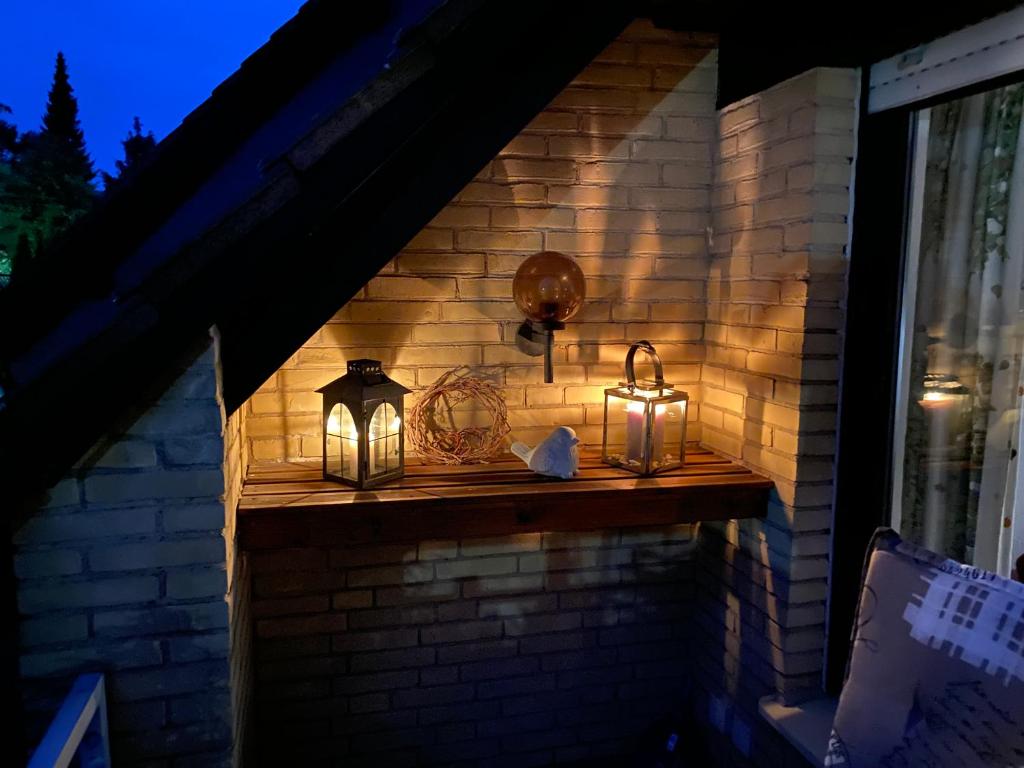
top-left (891, 82), bottom-right (1024, 576)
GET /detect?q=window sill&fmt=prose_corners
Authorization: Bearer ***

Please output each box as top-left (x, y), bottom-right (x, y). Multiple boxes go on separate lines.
top-left (758, 694), bottom-right (837, 766)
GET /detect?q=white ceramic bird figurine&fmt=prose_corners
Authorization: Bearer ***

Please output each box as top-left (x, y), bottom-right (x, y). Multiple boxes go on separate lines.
top-left (510, 426), bottom-right (580, 479)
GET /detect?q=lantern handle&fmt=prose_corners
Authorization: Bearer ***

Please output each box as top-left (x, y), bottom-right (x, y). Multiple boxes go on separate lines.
top-left (624, 340), bottom-right (664, 388)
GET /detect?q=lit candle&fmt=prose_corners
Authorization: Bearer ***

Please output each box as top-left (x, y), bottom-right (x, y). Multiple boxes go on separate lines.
top-left (651, 403), bottom-right (665, 465)
top-left (327, 410), bottom-right (360, 480)
top-left (346, 423), bottom-right (359, 480)
top-left (625, 400), bottom-right (666, 467)
top-left (367, 421), bottom-right (377, 477)
top-left (626, 401), bottom-right (645, 463)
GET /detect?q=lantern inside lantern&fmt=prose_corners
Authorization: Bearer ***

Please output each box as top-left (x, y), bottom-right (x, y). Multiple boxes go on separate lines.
top-left (602, 341), bottom-right (688, 476)
top-left (318, 359), bottom-right (410, 488)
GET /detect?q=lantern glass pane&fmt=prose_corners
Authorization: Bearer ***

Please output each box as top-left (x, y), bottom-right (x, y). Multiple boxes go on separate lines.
top-left (603, 386), bottom-right (687, 474)
top-left (369, 401), bottom-right (401, 477)
top-left (656, 401), bottom-right (686, 471)
top-left (327, 403), bottom-right (359, 481)
top-left (602, 389), bottom-right (634, 467)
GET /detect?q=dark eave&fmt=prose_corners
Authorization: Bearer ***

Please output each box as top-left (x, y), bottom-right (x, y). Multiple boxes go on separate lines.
top-left (711, 0), bottom-right (1024, 107)
top-left (0, 0), bottom-right (402, 355)
top-left (0, 0), bottom-right (634, 507)
top-left (215, 2), bottom-right (637, 410)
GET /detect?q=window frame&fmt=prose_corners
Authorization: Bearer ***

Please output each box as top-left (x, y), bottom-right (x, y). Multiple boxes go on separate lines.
top-left (825, 82), bottom-right (914, 695)
top-left (827, 61), bottom-right (1024, 695)
top-left (886, 107), bottom-right (931, 537)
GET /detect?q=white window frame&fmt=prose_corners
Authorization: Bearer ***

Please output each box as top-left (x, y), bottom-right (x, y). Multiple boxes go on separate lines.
top-left (888, 108), bottom-right (930, 537)
top-left (876, 9), bottom-right (1024, 577)
top-left (869, 6), bottom-right (1024, 114)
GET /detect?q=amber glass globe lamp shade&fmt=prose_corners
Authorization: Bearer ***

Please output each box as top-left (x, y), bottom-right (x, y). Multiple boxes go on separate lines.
top-left (512, 251), bottom-right (586, 383)
top-left (512, 251), bottom-right (586, 327)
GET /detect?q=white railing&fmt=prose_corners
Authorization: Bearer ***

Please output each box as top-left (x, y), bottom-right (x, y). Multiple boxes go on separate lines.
top-left (28, 673), bottom-right (111, 768)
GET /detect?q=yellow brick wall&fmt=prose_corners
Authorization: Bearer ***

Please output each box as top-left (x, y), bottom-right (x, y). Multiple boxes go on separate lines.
top-left (244, 21), bottom-right (718, 463)
top-left (700, 69), bottom-right (854, 502)
top-left (221, 384), bottom-right (252, 766)
top-left (693, 68), bottom-right (857, 763)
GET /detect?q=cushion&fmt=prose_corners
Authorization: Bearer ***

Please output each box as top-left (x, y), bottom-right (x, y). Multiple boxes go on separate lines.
top-left (826, 529), bottom-right (1024, 767)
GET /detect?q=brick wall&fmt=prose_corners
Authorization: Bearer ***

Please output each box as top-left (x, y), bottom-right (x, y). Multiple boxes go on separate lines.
top-left (14, 338), bottom-right (239, 767)
top-left (693, 69), bottom-right (857, 766)
top-left (9, 23), bottom-right (859, 768)
top-left (221, 362), bottom-right (252, 767)
top-left (245, 21), bottom-right (718, 462)
top-left (249, 526), bottom-right (697, 766)
top-left (237, 25), bottom-right (860, 767)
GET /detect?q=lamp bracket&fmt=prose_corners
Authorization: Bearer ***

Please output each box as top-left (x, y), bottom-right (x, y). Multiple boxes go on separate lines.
top-left (515, 320), bottom-right (560, 383)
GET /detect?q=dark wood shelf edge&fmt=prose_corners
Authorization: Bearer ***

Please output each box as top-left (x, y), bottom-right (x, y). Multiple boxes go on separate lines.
top-left (238, 472), bottom-right (771, 550)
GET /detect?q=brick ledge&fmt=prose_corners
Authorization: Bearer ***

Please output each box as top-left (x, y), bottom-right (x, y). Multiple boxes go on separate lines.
top-left (759, 694), bottom-right (838, 766)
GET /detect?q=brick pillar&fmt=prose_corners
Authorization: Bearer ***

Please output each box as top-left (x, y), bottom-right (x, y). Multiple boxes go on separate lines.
top-left (223, 396), bottom-right (252, 767)
top-left (695, 68), bottom-right (858, 766)
top-left (13, 336), bottom-right (241, 766)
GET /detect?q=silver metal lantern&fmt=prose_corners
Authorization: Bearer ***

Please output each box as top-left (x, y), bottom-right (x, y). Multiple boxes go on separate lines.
top-left (602, 341), bottom-right (688, 476)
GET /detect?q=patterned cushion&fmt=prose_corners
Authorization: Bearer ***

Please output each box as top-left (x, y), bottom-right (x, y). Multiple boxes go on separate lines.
top-left (826, 529), bottom-right (1024, 767)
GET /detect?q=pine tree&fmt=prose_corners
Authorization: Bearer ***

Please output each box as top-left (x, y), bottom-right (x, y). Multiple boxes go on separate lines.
top-left (3, 52), bottom-right (97, 271)
top-left (102, 116), bottom-right (156, 190)
top-left (0, 104), bottom-right (20, 273)
top-left (0, 103), bottom-right (16, 162)
top-left (41, 52), bottom-right (95, 187)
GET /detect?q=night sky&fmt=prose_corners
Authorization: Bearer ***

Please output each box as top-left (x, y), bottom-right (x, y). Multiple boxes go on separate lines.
top-left (2, 1), bottom-right (305, 178)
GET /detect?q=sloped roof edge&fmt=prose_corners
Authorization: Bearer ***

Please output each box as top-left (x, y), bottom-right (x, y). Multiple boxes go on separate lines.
top-left (0, 0), bottom-right (634, 505)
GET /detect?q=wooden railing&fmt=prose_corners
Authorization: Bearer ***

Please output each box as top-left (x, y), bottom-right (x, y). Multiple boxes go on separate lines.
top-left (28, 673), bottom-right (110, 768)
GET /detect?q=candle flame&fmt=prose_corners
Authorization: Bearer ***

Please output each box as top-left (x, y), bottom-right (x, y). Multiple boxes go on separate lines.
top-left (327, 411), bottom-right (359, 439)
top-left (626, 401), bottom-right (667, 415)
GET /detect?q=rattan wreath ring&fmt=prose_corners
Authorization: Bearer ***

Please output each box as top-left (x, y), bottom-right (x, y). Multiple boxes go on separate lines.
top-left (407, 368), bottom-right (511, 464)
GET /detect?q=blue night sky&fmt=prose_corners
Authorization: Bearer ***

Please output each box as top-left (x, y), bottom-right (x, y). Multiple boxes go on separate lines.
top-left (2, 1), bottom-right (305, 178)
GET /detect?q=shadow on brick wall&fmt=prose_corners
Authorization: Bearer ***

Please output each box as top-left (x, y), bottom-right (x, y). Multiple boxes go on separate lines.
top-left (248, 526), bottom-right (703, 766)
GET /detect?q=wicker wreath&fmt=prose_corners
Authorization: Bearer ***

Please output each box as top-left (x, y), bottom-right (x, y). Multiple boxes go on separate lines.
top-left (407, 368), bottom-right (511, 464)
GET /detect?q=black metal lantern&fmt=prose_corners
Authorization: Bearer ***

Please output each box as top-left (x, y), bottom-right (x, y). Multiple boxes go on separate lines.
top-left (317, 359), bottom-right (411, 489)
top-left (602, 341), bottom-right (688, 476)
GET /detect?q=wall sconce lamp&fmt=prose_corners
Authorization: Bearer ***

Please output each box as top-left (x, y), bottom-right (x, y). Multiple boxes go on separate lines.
top-left (513, 251), bottom-right (585, 383)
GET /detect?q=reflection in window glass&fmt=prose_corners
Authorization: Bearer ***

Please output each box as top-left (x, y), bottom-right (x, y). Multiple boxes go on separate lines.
top-left (893, 83), bottom-right (1024, 575)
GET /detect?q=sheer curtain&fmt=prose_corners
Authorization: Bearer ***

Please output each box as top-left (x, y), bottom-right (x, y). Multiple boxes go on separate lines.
top-left (898, 83), bottom-right (1024, 575)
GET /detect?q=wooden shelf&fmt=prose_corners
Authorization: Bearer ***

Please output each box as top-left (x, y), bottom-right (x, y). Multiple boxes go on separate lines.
top-left (237, 448), bottom-right (771, 550)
